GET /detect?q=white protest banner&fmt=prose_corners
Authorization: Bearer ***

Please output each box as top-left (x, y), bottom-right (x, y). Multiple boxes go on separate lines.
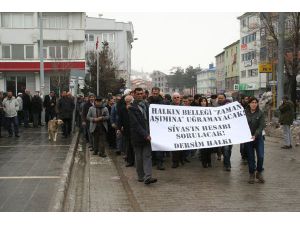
top-left (149, 101), bottom-right (252, 151)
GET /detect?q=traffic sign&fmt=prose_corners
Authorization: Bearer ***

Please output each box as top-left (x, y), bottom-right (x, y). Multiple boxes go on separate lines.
top-left (259, 63), bottom-right (272, 73)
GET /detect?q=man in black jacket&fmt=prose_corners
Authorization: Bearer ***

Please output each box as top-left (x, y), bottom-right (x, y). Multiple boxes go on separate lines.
top-left (43, 91), bottom-right (56, 125)
top-left (82, 93), bottom-right (95, 147)
top-left (128, 88), bottom-right (157, 185)
top-left (148, 87), bottom-right (165, 170)
top-left (57, 91), bottom-right (75, 138)
top-left (22, 89), bottom-right (31, 128)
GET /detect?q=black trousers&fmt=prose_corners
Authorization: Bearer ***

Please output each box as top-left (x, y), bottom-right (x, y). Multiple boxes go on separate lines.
top-left (201, 148), bottom-right (212, 165)
top-left (125, 135), bottom-right (135, 164)
top-left (172, 151), bottom-right (184, 163)
top-left (62, 118), bottom-right (72, 136)
top-left (45, 109), bottom-right (56, 125)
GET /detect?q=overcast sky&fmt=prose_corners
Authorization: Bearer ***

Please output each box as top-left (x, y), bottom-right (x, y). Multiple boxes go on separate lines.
top-left (89, 12), bottom-right (242, 74)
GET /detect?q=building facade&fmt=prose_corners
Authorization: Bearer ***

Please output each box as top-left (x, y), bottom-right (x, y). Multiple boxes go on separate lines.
top-left (238, 12), bottom-right (267, 96)
top-left (0, 12), bottom-right (86, 96)
top-left (215, 51), bottom-right (225, 93)
top-left (224, 40), bottom-right (240, 93)
top-left (150, 71), bottom-right (170, 94)
top-left (196, 63), bottom-right (216, 95)
top-left (85, 16), bottom-right (134, 88)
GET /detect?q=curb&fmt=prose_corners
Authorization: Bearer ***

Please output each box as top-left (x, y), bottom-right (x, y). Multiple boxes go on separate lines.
top-left (49, 130), bottom-right (80, 212)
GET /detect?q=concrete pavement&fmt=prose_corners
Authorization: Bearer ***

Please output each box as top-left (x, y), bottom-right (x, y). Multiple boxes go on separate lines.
top-left (0, 126), bottom-right (76, 211)
top-left (65, 134), bottom-right (300, 211)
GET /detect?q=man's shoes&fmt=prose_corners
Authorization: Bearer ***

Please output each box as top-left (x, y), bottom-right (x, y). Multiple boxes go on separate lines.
top-left (256, 172), bottom-right (265, 183)
top-left (281, 145), bottom-right (292, 149)
top-left (125, 162), bottom-right (134, 167)
top-left (144, 177), bottom-right (157, 185)
top-left (202, 163), bottom-right (208, 168)
top-left (157, 163), bottom-right (165, 170)
top-left (184, 158), bottom-right (191, 163)
top-left (224, 167), bottom-right (231, 171)
top-left (115, 151), bottom-right (121, 155)
top-left (248, 173), bottom-right (255, 184)
top-left (8, 134), bottom-right (13, 137)
top-left (15, 134), bottom-right (20, 138)
top-left (92, 152), bottom-right (98, 155)
top-left (217, 156), bottom-right (221, 160)
top-left (99, 153), bottom-right (107, 158)
top-left (138, 178), bottom-right (144, 182)
top-left (171, 162), bottom-right (179, 168)
top-left (207, 163), bottom-right (212, 168)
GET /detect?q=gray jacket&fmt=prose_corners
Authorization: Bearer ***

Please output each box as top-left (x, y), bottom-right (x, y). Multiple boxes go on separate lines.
top-left (87, 105), bottom-right (109, 133)
top-left (3, 97), bottom-right (19, 117)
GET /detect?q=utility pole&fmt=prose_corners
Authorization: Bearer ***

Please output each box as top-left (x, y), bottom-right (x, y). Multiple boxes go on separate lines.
top-left (277, 12), bottom-right (285, 108)
top-left (39, 12), bottom-right (45, 97)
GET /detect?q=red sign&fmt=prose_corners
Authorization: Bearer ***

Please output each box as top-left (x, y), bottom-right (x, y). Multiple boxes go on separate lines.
top-left (241, 44), bottom-right (248, 50)
top-left (0, 61), bottom-right (85, 72)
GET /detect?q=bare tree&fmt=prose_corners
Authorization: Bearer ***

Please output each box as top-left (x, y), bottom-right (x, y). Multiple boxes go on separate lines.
top-left (260, 12), bottom-right (300, 105)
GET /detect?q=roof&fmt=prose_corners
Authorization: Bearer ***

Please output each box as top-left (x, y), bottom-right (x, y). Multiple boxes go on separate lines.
top-left (215, 51), bottom-right (225, 58)
top-left (224, 40), bottom-right (240, 50)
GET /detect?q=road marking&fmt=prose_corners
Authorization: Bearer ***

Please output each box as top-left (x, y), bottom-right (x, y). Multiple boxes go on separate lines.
top-left (0, 176), bottom-right (61, 179)
top-left (0, 145), bottom-right (70, 148)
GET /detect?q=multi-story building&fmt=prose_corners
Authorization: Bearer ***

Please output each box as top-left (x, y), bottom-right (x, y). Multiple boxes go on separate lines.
top-left (85, 16), bottom-right (134, 88)
top-left (150, 71), bottom-right (170, 94)
top-left (238, 12), bottom-right (267, 96)
top-left (224, 40), bottom-right (240, 93)
top-left (215, 51), bottom-right (225, 93)
top-left (0, 12), bottom-right (86, 95)
top-left (130, 78), bottom-right (152, 91)
top-left (196, 63), bottom-right (216, 95)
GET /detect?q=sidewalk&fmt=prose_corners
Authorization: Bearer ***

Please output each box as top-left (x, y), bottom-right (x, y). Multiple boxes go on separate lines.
top-left (0, 126), bottom-right (74, 211)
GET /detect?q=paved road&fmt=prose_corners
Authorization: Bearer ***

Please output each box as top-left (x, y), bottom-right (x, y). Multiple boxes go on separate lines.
top-left (65, 135), bottom-right (300, 211)
top-left (0, 126), bottom-right (72, 212)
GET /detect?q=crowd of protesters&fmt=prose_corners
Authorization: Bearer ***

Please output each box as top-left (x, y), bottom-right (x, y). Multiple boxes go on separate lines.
top-left (2, 85), bottom-right (296, 185)
top-left (78, 87), bottom-right (270, 185)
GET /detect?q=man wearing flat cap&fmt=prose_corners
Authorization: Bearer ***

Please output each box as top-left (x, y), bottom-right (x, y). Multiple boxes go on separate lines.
top-left (87, 96), bottom-right (109, 157)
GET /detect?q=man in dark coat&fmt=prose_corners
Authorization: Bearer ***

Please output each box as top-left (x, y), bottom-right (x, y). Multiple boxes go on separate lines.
top-left (57, 91), bottom-right (75, 138)
top-left (31, 91), bottom-right (43, 128)
top-left (279, 95), bottom-right (294, 149)
top-left (22, 89), bottom-right (31, 128)
top-left (128, 87), bottom-right (157, 185)
top-left (148, 87), bottom-right (166, 170)
top-left (43, 91), bottom-right (56, 125)
top-left (82, 93), bottom-right (95, 147)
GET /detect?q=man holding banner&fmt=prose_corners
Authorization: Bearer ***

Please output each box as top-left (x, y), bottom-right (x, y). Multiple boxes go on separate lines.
top-left (128, 88), bottom-right (157, 185)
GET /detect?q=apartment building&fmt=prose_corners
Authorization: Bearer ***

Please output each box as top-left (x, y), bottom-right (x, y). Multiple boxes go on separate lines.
top-left (85, 16), bottom-right (134, 88)
top-left (238, 12), bottom-right (267, 96)
top-left (215, 51), bottom-right (225, 93)
top-left (0, 12), bottom-right (86, 96)
top-left (196, 63), bottom-right (216, 95)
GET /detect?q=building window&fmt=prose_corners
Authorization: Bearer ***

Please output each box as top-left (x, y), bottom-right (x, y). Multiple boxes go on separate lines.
top-left (12, 44), bottom-right (25, 59)
top-left (48, 46), bottom-right (55, 58)
top-left (89, 34), bottom-right (94, 42)
top-left (43, 48), bottom-right (48, 58)
top-left (62, 46), bottom-right (68, 58)
top-left (102, 33), bottom-right (114, 42)
top-left (25, 45), bottom-right (34, 59)
top-left (241, 70), bottom-right (246, 78)
top-left (12, 13), bottom-right (23, 28)
top-left (2, 45), bottom-right (11, 58)
top-left (85, 34), bottom-right (88, 41)
top-left (248, 69), bottom-right (258, 77)
top-left (1, 13), bottom-right (11, 27)
top-left (24, 13), bottom-right (33, 28)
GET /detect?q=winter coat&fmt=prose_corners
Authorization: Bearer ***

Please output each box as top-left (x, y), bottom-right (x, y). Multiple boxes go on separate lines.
top-left (43, 95), bottom-right (56, 113)
top-left (57, 97), bottom-right (75, 119)
top-left (16, 96), bottom-right (23, 111)
top-left (22, 93), bottom-right (31, 110)
top-left (279, 100), bottom-right (294, 125)
top-left (31, 95), bottom-right (43, 113)
top-left (86, 105), bottom-right (109, 133)
top-left (245, 108), bottom-right (265, 137)
top-left (3, 97), bottom-right (19, 117)
top-left (128, 100), bottom-right (150, 147)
